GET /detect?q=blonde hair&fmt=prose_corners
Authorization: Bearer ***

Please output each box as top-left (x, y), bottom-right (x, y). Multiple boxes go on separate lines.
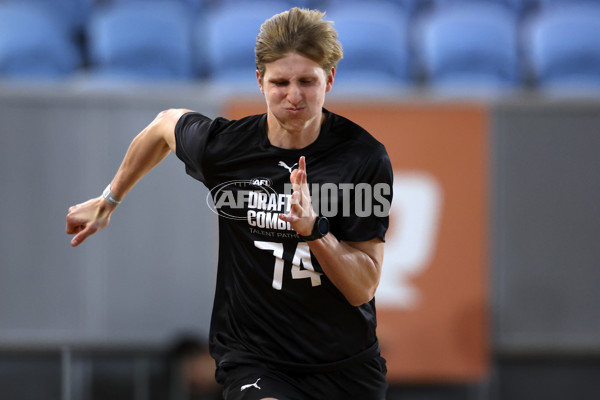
top-left (255, 7), bottom-right (343, 79)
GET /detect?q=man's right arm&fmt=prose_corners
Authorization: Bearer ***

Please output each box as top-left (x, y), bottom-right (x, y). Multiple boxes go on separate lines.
top-left (66, 108), bottom-right (192, 247)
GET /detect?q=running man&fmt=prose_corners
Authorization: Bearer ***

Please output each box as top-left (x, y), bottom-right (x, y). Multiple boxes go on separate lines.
top-left (67, 8), bottom-right (393, 400)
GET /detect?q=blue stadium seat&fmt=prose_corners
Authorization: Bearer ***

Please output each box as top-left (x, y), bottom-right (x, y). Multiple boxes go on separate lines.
top-left (414, 3), bottom-right (519, 96)
top-left (0, 3), bottom-right (81, 79)
top-left (430, 0), bottom-right (528, 14)
top-left (217, 0), bottom-right (314, 8)
top-left (535, 0), bottom-right (600, 9)
top-left (204, 1), bottom-right (290, 91)
top-left (326, 2), bottom-right (412, 93)
top-left (107, 0), bottom-right (208, 14)
top-left (325, 0), bottom-right (420, 14)
top-left (523, 3), bottom-right (600, 94)
top-left (87, 1), bottom-right (193, 81)
top-left (0, 0), bottom-right (94, 33)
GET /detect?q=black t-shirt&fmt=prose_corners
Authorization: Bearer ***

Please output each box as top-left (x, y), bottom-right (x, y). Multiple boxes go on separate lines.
top-left (175, 108), bottom-right (393, 371)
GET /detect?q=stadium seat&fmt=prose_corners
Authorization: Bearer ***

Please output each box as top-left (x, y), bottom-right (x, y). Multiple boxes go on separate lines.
top-left (87, 1), bottom-right (193, 81)
top-left (522, 3), bottom-right (600, 94)
top-left (536, 0), bottom-right (600, 9)
top-left (430, 0), bottom-right (528, 14)
top-left (204, 1), bottom-right (290, 91)
top-left (217, 0), bottom-right (314, 8)
top-left (0, 3), bottom-right (81, 79)
top-left (414, 3), bottom-right (520, 96)
top-left (326, 2), bottom-right (412, 93)
top-left (107, 0), bottom-right (208, 14)
top-left (325, 0), bottom-right (420, 14)
top-left (0, 0), bottom-right (93, 33)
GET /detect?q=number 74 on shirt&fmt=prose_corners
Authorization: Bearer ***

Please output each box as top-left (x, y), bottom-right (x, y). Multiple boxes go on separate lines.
top-left (255, 241), bottom-right (323, 290)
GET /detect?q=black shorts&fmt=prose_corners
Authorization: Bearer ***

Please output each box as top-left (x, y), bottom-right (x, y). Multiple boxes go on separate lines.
top-left (217, 356), bottom-right (388, 400)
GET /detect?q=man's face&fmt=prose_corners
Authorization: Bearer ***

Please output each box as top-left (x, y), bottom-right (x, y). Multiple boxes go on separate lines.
top-left (257, 52), bottom-right (334, 133)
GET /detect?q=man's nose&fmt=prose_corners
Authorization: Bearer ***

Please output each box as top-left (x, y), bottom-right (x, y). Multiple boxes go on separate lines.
top-left (287, 84), bottom-right (302, 104)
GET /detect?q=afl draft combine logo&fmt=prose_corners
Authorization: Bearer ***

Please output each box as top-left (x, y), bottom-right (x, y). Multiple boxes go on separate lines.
top-left (207, 179), bottom-right (279, 221)
top-left (250, 177), bottom-right (272, 187)
top-left (208, 178), bottom-right (392, 222)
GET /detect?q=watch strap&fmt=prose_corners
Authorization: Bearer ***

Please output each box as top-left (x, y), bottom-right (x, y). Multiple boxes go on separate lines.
top-left (299, 216), bottom-right (329, 241)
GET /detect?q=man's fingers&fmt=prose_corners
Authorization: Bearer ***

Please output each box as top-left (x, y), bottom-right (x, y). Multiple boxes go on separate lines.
top-left (289, 190), bottom-right (303, 210)
top-left (278, 212), bottom-right (295, 223)
top-left (290, 170), bottom-right (308, 197)
top-left (65, 219), bottom-right (79, 234)
top-left (289, 169), bottom-right (298, 184)
top-left (297, 157), bottom-right (307, 184)
top-left (71, 225), bottom-right (97, 247)
top-left (71, 236), bottom-right (88, 247)
top-left (290, 189), bottom-right (299, 203)
top-left (299, 156), bottom-right (306, 172)
top-left (292, 192), bottom-right (313, 219)
top-left (296, 169), bottom-right (306, 183)
top-left (66, 213), bottom-right (86, 234)
top-left (67, 224), bottom-right (85, 235)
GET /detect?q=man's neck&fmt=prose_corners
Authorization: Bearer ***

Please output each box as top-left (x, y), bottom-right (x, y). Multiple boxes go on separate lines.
top-left (266, 111), bottom-right (326, 149)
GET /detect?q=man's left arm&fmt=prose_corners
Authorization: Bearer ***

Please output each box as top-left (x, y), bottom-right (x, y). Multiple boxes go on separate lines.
top-left (279, 156), bottom-right (385, 306)
top-left (308, 235), bottom-right (383, 306)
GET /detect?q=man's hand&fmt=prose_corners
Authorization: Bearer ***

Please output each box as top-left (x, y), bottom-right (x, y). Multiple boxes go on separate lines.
top-left (66, 197), bottom-right (115, 247)
top-left (65, 109), bottom-right (187, 248)
top-left (279, 156), bottom-right (316, 236)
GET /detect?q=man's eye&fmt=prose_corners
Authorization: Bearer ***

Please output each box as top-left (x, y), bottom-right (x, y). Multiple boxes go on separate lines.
top-left (274, 81), bottom-right (287, 87)
top-left (300, 80), bottom-right (313, 84)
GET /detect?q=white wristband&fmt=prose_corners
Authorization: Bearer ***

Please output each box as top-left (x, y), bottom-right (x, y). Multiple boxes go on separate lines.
top-left (102, 184), bottom-right (122, 207)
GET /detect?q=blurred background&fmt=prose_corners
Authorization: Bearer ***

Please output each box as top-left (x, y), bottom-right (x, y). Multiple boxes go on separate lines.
top-left (1, 0), bottom-right (599, 399)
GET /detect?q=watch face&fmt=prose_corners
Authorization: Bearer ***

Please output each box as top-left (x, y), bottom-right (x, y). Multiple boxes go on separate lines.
top-left (317, 217), bottom-right (329, 235)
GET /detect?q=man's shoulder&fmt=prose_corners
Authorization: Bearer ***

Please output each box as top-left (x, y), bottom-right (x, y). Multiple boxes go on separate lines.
top-left (327, 111), bottom-right (387, 153)
top-left (178, 112), bottom-right (264, 135)
top-left (217, 113), bottom-right (264, 132)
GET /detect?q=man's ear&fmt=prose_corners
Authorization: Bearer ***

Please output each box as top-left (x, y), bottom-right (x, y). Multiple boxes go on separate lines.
top-left (256, 70), bottom-right (264, 94)
top-left (325, 67), bottom-right (335, 93)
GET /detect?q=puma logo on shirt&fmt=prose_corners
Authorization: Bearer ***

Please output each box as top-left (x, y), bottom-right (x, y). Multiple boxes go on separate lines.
top-left (241, 378), bottom-right (261, 391)
top-left (278, 161), bottom-right (298, 173)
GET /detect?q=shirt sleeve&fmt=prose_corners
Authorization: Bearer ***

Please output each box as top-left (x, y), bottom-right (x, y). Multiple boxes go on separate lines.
top-left (333, 145), bottom-right (394, 243)
top-left (174, 112), bottom-right (213, 184)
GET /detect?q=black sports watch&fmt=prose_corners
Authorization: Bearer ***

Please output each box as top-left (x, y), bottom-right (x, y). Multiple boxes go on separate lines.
top-left (299, 216), bottom-right (329, 241)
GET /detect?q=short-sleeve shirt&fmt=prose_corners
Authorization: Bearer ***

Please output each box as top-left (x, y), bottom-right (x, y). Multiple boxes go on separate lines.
top-left (175, 108), bottom-right (393, 372)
